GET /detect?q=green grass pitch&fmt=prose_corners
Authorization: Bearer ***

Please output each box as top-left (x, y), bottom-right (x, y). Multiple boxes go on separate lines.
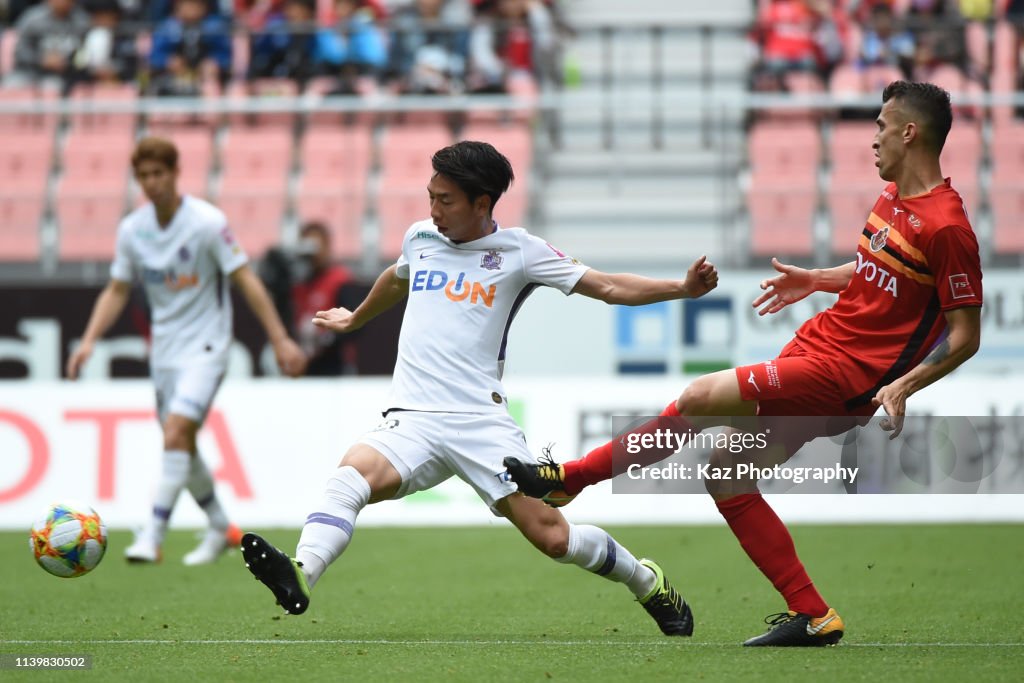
top-left (2, 524), bottom-right (1022, 682)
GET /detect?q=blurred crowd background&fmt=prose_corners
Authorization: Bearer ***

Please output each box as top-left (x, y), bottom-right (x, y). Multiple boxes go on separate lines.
top-left (0, 0), bottom-right (1021, 378)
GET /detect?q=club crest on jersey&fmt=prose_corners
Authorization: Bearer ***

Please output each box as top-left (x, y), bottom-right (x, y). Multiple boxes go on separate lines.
top-left (480, 250), bottom-right (503, 271)
top-left (869, 226), bottom-right (889, 252)
top-left (908, 214), bottom-right (922, 230)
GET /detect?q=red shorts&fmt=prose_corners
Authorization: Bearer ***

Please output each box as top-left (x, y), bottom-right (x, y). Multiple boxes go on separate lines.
top-left (734, 342), bottom-right (876, 455)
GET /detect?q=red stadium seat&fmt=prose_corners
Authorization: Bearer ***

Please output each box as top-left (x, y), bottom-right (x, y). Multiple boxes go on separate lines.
top-left (377, 191), bottom-right (428, 260)
top-left (300, 124), bottom-right (373, 190)
top-left (942, 123), bottom-right (982, 189)
top-left (219, 126), bottom-right (293, 191)
top-left (965, 21), bottom-right (990, 76)
top-left (862, 64), bottom-right (903, 95)
top-left (829, 121), bottom-right (878, 183)
top-left (990, 185), bottom-right (1024, 255)
top-left (0, 193), bottom-right (44, 261)
top-left (827, 183), bottom-right (882, 256)
top-left (747, 184), bottom-right (816, 258)
top-left (749, 120), bottom-right (820, 185)
top-left (56, 183), bottom-right (126, 261)
top-left (227, 79), bottom-right (298, 128)
top-left (460, 122), bottom-right (533, 183)
top-left (62, 130), bottom-right (134, 189)
top-left (829, 64), bottom-right (865, 99)
top-left (0, 87), bottom-right (58, 132)
top-left (216, 191), bottom-right (287, 257)
top-left (68, 83), bottom-right (138, 132)
top-left (144, 125), bottom-right (215, 199)
top-left (0, 131), bottom-right (53, 191)
top-left (294, 188), bottom-right (365, 260)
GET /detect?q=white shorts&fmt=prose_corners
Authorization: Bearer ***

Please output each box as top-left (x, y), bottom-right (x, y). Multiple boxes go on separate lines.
top-left (152, 364), bottom-right (225, 425)
top-left (358, 410), bottom-right (536, 511)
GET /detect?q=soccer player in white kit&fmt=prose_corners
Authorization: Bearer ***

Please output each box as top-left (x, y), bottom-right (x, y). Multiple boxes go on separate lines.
top-left (67, 137), bottom-right (307, 566)
top-left (242, 141), bottom-right (718, 635)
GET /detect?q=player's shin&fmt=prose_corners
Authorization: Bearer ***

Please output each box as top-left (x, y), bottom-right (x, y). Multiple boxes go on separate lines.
top-left (555, 524), bottom-right (657, 597)
top-left (564, 401), bottom-right (698, 495)
top-left (187, 451), bottom-right (229, 532)
top-left (150, 449), bottom-right (191, 543)
top-left (295, 465), bottom-right (370, 588)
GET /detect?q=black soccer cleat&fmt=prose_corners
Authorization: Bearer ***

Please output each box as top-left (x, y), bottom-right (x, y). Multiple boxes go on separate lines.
top-left (241, 532), bottom-right (311, 615)
top-left (503, 446), bottom-right (573, 507)
top-left (638, 559), bottom-right (694, 636)
top-left (742, 608), bottom-right (845, 647)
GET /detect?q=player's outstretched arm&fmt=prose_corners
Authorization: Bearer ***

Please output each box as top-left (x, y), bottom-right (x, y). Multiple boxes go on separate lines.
top-left (752, 258), bottom-right (856, 316)
top-left (66, 279), bottom-right (133, 380)
top-left (872, 306), bottom-right (981, 439)
top-left (572, 255), bottom-right (718, 305)
top-left (313, 264), bottom-right (409, 334)
top-left (229, 264), bottom-right (307, 377)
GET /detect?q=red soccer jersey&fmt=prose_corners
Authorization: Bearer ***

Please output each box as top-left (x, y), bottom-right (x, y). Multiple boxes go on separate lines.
top-left (791, 179), bottom-right (983, 410)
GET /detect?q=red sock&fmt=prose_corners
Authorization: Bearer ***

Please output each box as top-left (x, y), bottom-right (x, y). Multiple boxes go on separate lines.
top-left (715, 493), bottom-right (829, 617)
top-left (563, 401), bottom-right (694, 495)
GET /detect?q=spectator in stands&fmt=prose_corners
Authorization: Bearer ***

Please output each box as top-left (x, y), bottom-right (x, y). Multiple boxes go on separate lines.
top-left (1007, 0), bottom-right (1024, 116)
top-left (467, 0), bottom-right (558, 92)
top-left (234, 0), bottom-right (283, 29)
top-left (149, 0), bottom-right (230, 22)
top-left (148, 0), bottom-right (232, 96)
top-left (71, 0), bottom-right (138, 86)
top-left (323, 0), bottom-right (386, 93)
top-left (290, 220), bottom-right (360, 376)
top-left (752, 0), bottom-right (844, 91)
top-left (904, 0), bottom-right (965, 79)
top-left (247, 0), bottom-right (343, 88)
top-left (385, 0), bottom-right (470, 95)
top-left (9, 0), bottom-right (90, 89)
top-left (858, 2), bottom-right (915, 78)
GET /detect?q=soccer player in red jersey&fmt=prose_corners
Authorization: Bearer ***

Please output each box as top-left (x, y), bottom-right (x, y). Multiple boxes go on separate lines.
top-left (504, 81), bottom-right (983, 646)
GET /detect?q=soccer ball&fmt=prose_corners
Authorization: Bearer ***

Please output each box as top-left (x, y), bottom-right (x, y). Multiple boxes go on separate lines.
top-left (29, 503), bottom-right (107, 578)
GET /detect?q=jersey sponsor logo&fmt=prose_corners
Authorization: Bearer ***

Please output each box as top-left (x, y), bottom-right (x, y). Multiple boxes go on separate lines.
top-left (480, 250), bottom-right (504, 271)
top-left (411, 270), bottom-right (497, 307)
top-left (949, 273), bottom-right (976, 300)
top-left (142, 267), bottom-right (199, 291)
top-left (869, 225), bottom-right (889, 252)
top-left (747, 370), bottom-right (760, 393)
top-left (412, 231), bottom-right (441, 241)
top-left (855, 252), bottom-right (899, 298)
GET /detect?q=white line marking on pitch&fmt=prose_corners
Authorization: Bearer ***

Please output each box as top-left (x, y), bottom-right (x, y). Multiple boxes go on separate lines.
top-left (3, 639), bottom-right (1022, 648)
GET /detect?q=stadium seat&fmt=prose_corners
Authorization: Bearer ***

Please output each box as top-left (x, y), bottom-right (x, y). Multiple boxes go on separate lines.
top-left (377, 191), bottom-right (429, 260)
top-left (829, 64), bottom-right (865, 99)
top-left (0, 193), bottom-right (44, 261)
top-left (827, 184), bottom-right (882, 256)
top-left (62, 130), bottom-right (134, 190)
top-left (992, 20), bottom-right (1016, 78)
top-left (990, 184), bottom-right (1024, 255)
top-left (219, 126), bottom-right (293, 190)
top-left (68, 83), bottom-right (138, 132)
top-left (829, 121), bottom-right (878, 183)
top-left (294, 188), bottom-right (365, 260)
top-left (0, 86), bottom-right (58, 132)
top-left (56, 183), bottom-right (126, 261)
top-left (228, 79), bottom-right (298, 128)
top-left (0, 28), bottom-right (15, 77)
top-left (964, 21), bottom-right (990, 77)
top-left (942, 123), bottom-right (982, 189)
top-left (216, 191), bottom-right (287, 257)
top-left (459, 122), bottom-right (532, 226)
top-left (747, 184), bottom-right (816, 258)
top-left (0, 131), bottom-right (53, 191)
top-left (862, 64), bottom-right (903, 95)
top-left (748, 120), bottom-right (820, 185)
top-left (300, 124), bottom-right (374, 190)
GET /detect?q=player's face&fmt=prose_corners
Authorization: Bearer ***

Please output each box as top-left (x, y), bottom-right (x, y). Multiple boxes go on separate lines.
top-left (427, 173), bottom-right (492, 243)
top-left (134, 160), bottom-right (179, 207)
top-left (873, 100), bottom-right (906, 182)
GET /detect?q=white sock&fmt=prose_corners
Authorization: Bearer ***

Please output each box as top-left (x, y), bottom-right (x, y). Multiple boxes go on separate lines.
top-left (151, 449), bottom-right (191, 545)
top-left (296, 466), bottom-right (370, 589)
top-left (187, 452), bottom-right (229, 533)
top-left (555, 524), bottom-right (657, 598)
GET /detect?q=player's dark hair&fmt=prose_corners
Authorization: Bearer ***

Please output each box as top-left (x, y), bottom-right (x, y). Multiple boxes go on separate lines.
top-left (300, 220), bottom-right (331, 243)
top-left (431, 141), bottom-right (514, 212)
top-left (882, 80), bottom-right (953, 154)
top-left (131, 137), bottom-right (179, 171)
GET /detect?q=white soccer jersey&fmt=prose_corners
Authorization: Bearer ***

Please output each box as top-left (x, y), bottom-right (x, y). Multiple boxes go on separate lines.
top-left (388, 220), bottom-right (589, 413)
top-left (110, 196), bottom-right (248, 369)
